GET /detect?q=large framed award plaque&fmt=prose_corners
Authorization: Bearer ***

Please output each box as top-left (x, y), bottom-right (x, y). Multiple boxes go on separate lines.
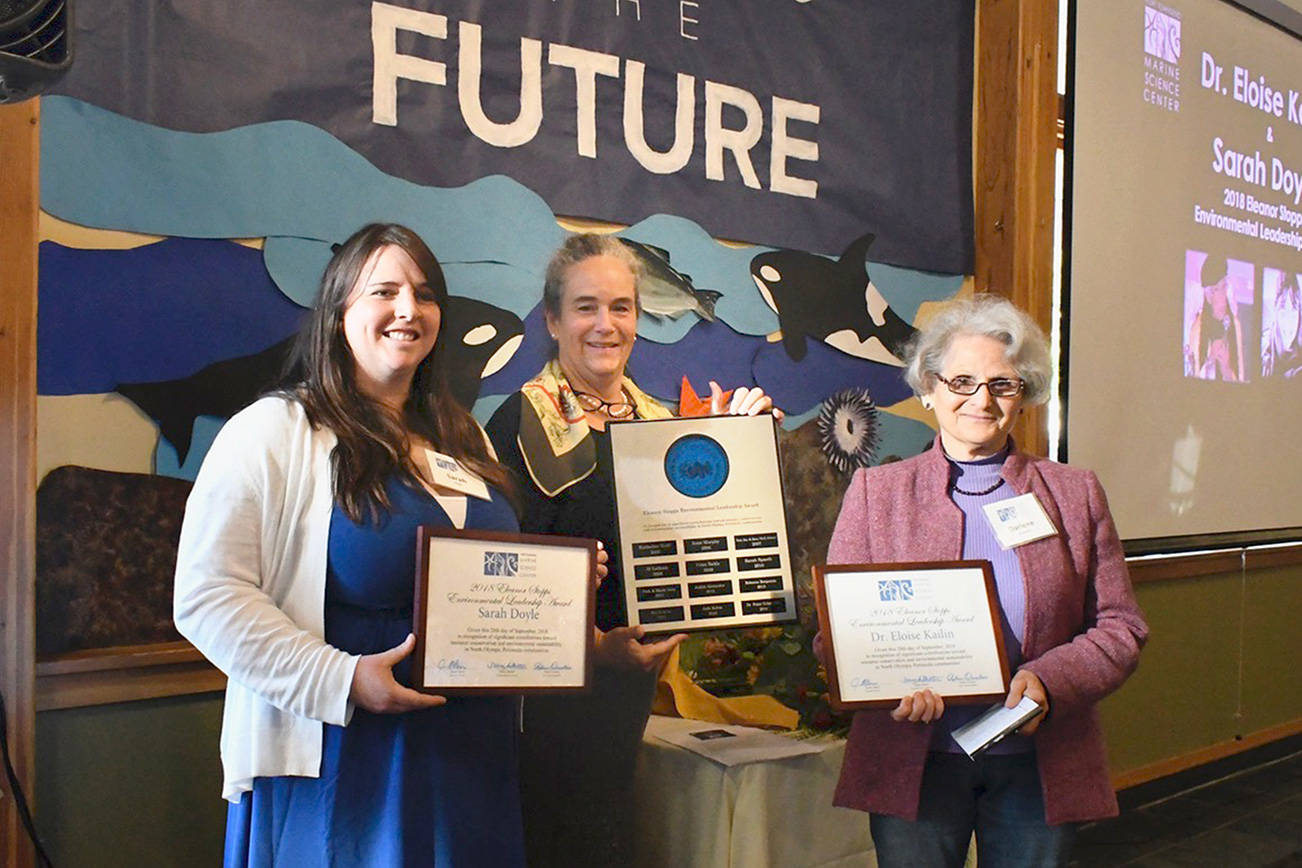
top-left (812, 560), bottom-right (1011, 710)
top-left (607, 414), bottom-right (797, 633)
top-left (413, 527), bottom-right (596, 694)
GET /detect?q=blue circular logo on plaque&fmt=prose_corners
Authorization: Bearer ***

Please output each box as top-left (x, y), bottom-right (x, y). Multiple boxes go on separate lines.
top-left (664, 434), bottom-right (729, 498)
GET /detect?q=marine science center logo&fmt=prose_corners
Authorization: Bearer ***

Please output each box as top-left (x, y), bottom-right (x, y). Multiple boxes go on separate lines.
top-left (1143, 4), bottom-right (1182, 112)
top-left (1145, 5), bottom-right (1180, 63)
top-left (878, 579), bottom-right (914, 602)
top-left (483, 551), bottom-right (519, 577)
top-left (663, 434), bottom-right (730, 498)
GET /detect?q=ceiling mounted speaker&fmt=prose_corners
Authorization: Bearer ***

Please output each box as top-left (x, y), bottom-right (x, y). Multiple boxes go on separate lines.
top-left (0, 0), bottom-right (72, 104)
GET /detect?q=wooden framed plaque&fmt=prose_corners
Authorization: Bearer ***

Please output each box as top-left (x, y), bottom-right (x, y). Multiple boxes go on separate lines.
top-left (812, 560), bottom-right (1011, 711)
top-left (413, 526), bottom-right (596, 694)
top-left (607, 414), bottom-right (797, 633)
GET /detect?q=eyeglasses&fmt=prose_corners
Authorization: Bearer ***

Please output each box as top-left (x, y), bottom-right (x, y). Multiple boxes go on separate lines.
top-left (935, 374), bottom-right (1025, 398)
top-left (574, 390), bottom-right (637, 419)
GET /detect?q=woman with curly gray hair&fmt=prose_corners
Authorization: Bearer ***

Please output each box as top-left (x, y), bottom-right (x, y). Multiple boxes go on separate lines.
top-left (819, 294), bottom-right (1147, 867)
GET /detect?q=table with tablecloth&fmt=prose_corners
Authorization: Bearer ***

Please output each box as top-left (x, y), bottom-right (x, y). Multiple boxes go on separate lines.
top-left (632, 715), bottom-right (876, 868)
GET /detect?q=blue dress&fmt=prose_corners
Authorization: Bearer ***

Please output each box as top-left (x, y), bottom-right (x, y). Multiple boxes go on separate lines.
top-left (224, 479), bottom-right (526, 868)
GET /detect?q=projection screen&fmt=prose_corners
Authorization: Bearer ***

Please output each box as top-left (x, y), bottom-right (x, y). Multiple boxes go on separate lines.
top-left (1066, 0), bottom-right (1302, 551)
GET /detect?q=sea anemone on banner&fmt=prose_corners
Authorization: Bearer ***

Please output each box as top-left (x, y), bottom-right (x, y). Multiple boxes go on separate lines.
top-left (817, 388), bottom-right (879, 474)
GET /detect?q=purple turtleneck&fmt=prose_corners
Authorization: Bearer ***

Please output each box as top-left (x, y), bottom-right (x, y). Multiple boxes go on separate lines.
top-left (934, 446), bottom-right (1033, 754)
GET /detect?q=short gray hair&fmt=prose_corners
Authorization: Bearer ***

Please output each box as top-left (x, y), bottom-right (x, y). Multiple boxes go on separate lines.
top-left (542, 233), bottom-right (642, 317)
top-left (903, 294), bottom-right (1052, 406)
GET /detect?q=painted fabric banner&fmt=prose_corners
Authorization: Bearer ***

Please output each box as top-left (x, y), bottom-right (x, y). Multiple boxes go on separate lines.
top-left (37, 0), bottom-right (969, 731)
top-left (52, 0), bottom-right (974, 272)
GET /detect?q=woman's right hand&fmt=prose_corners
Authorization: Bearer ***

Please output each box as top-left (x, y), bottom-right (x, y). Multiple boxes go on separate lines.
top-left (708, 380), bottom-right (784, 421)
top-left (890, 689), bottom-right (944, 724)
top-left (349, 633), bottom-right (448, 713)
top-left (595, 625), bottom-right (687, 671)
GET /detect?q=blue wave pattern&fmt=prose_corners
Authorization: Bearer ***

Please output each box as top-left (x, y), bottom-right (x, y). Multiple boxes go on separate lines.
top-left (38, 240), bottom-right (305, 395)
top-left (41, 97), bottom-right (566, 271)
top-left (40, 96), bottom-right (958, 473)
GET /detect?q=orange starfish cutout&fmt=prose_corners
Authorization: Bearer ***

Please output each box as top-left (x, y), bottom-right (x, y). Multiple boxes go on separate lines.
top-left (678, 376), bottom-right (732, 417)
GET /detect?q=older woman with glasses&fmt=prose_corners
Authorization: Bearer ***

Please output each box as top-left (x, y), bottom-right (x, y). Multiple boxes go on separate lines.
top-left (486, 232), bottom-right (776, 867)
top-left (819, 295), bottom-right (1147, 868)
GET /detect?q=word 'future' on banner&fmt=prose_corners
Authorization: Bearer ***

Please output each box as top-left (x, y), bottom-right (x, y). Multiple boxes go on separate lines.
top-left (371, 3), bottom-right (822, 200)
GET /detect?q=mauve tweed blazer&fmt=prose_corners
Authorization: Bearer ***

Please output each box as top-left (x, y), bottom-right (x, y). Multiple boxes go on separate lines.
top-left (823, 438), bottom-right (1148, 825)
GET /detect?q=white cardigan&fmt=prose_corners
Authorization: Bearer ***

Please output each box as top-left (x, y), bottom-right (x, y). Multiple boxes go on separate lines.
top-left (173, 396), bottom-right (358, 802)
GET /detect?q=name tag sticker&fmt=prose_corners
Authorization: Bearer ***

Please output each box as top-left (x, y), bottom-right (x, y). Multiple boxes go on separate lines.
top-left (424, 449), bottom-right (490, 500)
top-left (981, 493), bottom-right (1057, 549)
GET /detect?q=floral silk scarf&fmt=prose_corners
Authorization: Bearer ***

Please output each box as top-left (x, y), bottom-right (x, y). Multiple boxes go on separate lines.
top-left (517, 359), bottom-right (672, 496)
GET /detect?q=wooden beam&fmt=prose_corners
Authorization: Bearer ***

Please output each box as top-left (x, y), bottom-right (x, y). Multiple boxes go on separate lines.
top-left (0, 97), bottom-right (40, 868)
top-left (1126, 550), bottom-right (1244, 584)
top-left (1112, 718), bottom-right (1302, 791)
top-left (974, 0), bottom-right (1059, 457)
top-left (1124, 544), bottom-right (1302, 583)
top-left (35, 642), bottom-right (225, 711)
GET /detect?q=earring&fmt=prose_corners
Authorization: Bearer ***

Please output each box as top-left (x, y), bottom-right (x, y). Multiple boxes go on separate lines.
top-left (921, 399), bottom-right (933, 410)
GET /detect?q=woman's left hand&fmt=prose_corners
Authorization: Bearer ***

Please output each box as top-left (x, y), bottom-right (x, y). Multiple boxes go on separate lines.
top-left (1006, 669), bottom-right (1049, 735)
top-left (595, 625), bottom-right (687, 671)
top-left (709, 380), bottom-right (785, 421)
top-left (595, 542), bottom-right (609, 589)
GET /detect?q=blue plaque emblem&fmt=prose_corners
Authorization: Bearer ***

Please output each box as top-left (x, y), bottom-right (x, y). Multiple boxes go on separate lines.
top-left (663, 434), bottom-right (730, 498)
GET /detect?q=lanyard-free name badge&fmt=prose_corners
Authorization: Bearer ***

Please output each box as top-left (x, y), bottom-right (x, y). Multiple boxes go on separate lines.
top-left (981, 492), bottom-right (1057, 549)
top-left (424, 449), bottom-right (490, 500)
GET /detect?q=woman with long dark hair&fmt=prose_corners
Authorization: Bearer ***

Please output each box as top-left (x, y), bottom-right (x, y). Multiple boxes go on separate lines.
top-left (175, 223), bottom-right (525, 867)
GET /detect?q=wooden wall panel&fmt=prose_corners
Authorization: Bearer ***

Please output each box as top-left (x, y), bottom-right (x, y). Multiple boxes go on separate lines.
top-left (1104, 561), bottom-right (1302, 788)
top-left (0, 98), bottom-right (40, 868)
top-left (975, 0), bottom-right (1060, 457)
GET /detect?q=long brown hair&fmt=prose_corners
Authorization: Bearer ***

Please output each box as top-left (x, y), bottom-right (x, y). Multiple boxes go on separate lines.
top-left (281, 223), bottom-right (515, 522)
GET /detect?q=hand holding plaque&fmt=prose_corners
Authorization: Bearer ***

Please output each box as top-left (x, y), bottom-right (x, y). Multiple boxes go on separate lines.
top-left (812, 560), bottom-right (1011, 710)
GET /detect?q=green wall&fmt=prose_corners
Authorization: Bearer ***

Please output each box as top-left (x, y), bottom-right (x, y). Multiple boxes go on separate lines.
top-left (31, 561), bottom-right (1301, 862)
top-left (1100, 559), bottom-right (1302, 778)
top-left (35, 693), bottom-right (225, 867)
